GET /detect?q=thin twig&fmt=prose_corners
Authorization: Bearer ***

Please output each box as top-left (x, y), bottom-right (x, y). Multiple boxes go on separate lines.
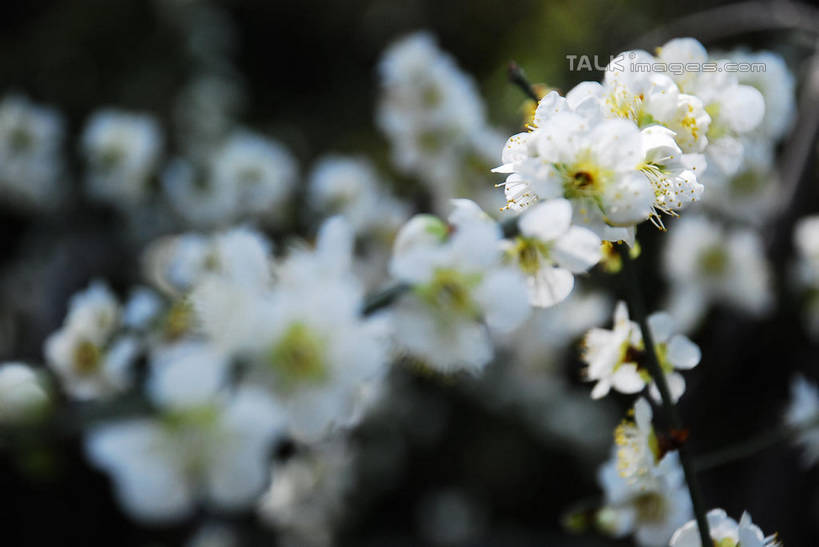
top-left (507, 61), bottom-right (540, 103)
top-left (617, 243), bottom-right (712, 546)
top-left (361, 282), bottom-right (410, 316)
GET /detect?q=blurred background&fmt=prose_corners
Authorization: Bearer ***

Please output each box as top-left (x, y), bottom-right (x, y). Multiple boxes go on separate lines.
top-left (0, 0), bottom-right (817, 545)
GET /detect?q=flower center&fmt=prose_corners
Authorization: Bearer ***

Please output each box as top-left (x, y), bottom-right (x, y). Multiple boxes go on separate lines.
top-left (415, 268), bottom-right (481, 317)
top-left (699, 245), bottom-right (729, 276)
top-left (632, 491), bottom-right (669, 523)
top-left (72, 339), bottom-right (102, 375)
top-left (268, 322), bottom-right (328, 389)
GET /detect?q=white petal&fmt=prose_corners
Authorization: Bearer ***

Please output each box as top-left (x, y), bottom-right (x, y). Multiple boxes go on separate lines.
top-left (475, 268), bottom-right (531, 333)
top-left (611, 364), bottom-right (646, 394)
top-left (667, 335), bottom-right (701, 370)
top-left (518, 198), bottom-right (572, 241)
top-left (552, 226), bottom-right (602, 273)
top-left (527, 267), bottom-right (574, 308)
top-left (647, 312), bottom-right (675, 343)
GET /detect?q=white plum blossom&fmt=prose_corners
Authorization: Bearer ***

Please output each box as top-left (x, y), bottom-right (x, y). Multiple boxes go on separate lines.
top-left (495, 104), bottom-right (654, 229)
top-left (657, 38), bottom-right (765, 180)
top-left (792, 216), bottom-right (819, 338)
top-left (726, 49), bottom-right (795, 141)
top-left (144, 226), bottom-right (273, 297)
top-left (567, 53), bottom-right (711, 154)
top-left (164, 130), bottom-right (297, 227)
top-left (389, 203), bottom-right (530, 373)
top-left (258, 440), bottom-right (353, 547)
top-left (664, 215), bottom-right (772, 332)
top-left (44, 281), bottom-right (140, 400)
top-left (701, 137), bottom-right (779, 223)
top-left (85, 341), bottom-right (284, 523)
top-left (0, 362), bottom-right (51, 424)
top-left (82, 109), bottom-right (163, 206)
top-left (596, 398), bottom-right (693, 546)
top-left (506, 198), bottom-right (602, 307)
top-left (192, 218), bottom-right (388, 441)
top-left (784, 374), bottom-right (819, 467)
top-left (670, 509), bottom-right (780, 547)
top-left (307, 154), bottom-right (408, 237)
top-left (582, 302), bottom-right (701, 402)
top-left (377, 31), bottom-right (506, 213)
top-left (0, 94), bottom-right (64, 208)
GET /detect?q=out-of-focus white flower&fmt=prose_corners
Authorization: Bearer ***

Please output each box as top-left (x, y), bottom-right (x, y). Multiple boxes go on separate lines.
top-left (670, 509), bottom-right (780, 547)
top-left (728, 49), bottom-right (796, 141)
top-left (165, 130), bottom-right (297, 227)
top-left (582, 302), bottom-right (701, 402)
top-left (792, 216), bottom-right (819, 339)
top-left (192, 218), bottom-right (388, 441)
top-left (784, 374), bottom-right (819, 467)
top-left (82, 109), bottom-right (162, 206)
top-left (376, 32), bottom-right (504, 214)
top-left (664, 215), bottom-right (772, 332)
top-left (258, 440), bottom-right (353, 547)
top-left (596, 399), bottom-right (693, 546)
top-left (389, 203), bottom-right (530, 373)
top-left (506, 198), bottom-right (601, 307)
top-left (0, 362), bottom-right (51, 424)
top-left (0, 94), bottom-right (64, 208)
top-left (122, 286), bottom-right (164, 330)
top-left (44, 281), bottom-right (140, 400)
top-left (86, 341), bottom-right (284, 523)
top-left (702, 137), bottom-right (779, 223)
top-left (307, 154), bottom-right (409, 237)
top-left (144, 226), bottom-right (273, 296)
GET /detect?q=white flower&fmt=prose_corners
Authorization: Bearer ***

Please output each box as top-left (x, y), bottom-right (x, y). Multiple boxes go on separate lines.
top-left (639, 126), bottom-right (704, 222)
top-left (784, 374), bottom-right (819, 467)
top-left (191, 218), bottom-right (388, 441)
top-left (792, 216), bottom-right (819, 339)
top-left (495, 100), bottom-right (657, 230)
top-left (44, 281), bottom-right (140, 400)
top-left (85, 341), bottom-right (284, 523)
top-left (82, 109), bottom-right (162, 206)
top-left (208, 130), bottom-right (297, 221)
top-left (307, 154), bottom-right (408, 236)
top-left (670, 509), bottom-right (780, 547)
top-left (568, 53), bottom-right (711, 154)
top-left (657, 38), bottom-right (766, 180)
top-left (0, 94), bottom-right (64, 208)
top-left (664, 215), bottom-right (772, 332)
top-left (725, 49), bottom-right (795, 141)
top-left (0, 362), bottom-right (51, 424)
top-left (389, 203), bottom-right (530, 373)
top-left (596, 399), bottom-right (693, 546)
top-left (258, 440), bottom-right (353, 547)
top-left (582, 302), bottom-right (701, 402)
top-left (144, 226), bottom-right (273, 296)
top-left (507, 198), bottom-right (602, 307)
top-left (701, 137), bottom-right (778, 223)
top-left (376, 32), bottom-right (503, 214)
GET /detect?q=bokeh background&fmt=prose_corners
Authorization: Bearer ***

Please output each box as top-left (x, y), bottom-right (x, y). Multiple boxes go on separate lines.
top-left (1, 0), bottom-right (817, 545)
